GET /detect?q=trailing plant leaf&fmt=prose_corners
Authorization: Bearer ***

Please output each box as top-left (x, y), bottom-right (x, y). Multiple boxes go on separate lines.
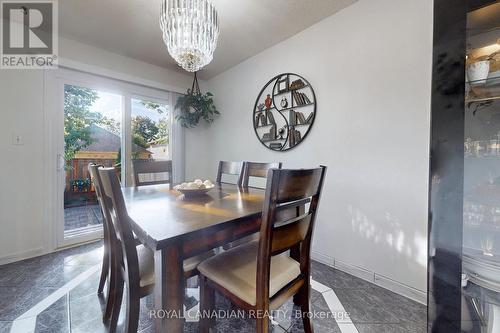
top-left (175, 88), bottom-right (220, 128)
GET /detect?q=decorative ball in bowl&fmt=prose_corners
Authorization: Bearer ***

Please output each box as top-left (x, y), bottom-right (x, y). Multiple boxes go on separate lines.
top-left (174, 179), bottom-right (215, 197)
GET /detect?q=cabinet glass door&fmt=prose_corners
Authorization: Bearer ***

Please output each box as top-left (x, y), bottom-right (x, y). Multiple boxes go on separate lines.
top-left (462, 2), bottom-right (500, 332)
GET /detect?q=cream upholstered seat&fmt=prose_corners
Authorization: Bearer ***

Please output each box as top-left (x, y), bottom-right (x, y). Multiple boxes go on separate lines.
top-left (198, 241), bottom-right (300, 306)
top-left (137, 245), bottom-right (214, 287)
top-left (137, 245), bottom-right (154, 287)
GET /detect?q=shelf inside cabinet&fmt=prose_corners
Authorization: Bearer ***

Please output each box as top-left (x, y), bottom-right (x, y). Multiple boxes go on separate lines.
top-left (466, 75), bottom-right (500, 102)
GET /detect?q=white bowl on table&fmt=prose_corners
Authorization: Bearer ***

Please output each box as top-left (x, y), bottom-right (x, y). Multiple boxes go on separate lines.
top-left (174, 179), bottom-right (215, 197)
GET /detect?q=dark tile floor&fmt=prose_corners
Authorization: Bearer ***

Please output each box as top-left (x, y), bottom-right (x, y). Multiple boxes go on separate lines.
top-left (0, 241), bottom-right (427, 333)
top-left (64, 205), bottom-right (103, 231)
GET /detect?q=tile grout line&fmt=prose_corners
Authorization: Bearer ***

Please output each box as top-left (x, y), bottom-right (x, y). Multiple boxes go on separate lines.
top-left (67, 292), bottom-right (72, 333)
top-left (9, 264), bottom-right (100, 333)
top-left (310, 279), bottom-right (360, 333)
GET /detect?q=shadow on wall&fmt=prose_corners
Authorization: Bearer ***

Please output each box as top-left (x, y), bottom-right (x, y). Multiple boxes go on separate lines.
top-left (347, 204), bottom-right (427, 274)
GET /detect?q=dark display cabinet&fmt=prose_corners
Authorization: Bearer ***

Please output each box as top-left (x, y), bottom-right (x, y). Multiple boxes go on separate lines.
top-left (429, 1), bottom-right (500, 332)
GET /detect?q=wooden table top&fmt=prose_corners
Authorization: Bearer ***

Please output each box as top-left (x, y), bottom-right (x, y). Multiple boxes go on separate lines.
top-left (122, 183), bottom-right (265, 250)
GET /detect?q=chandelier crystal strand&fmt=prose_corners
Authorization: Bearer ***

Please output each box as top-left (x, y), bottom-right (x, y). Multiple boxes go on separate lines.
top-left (160, 0), bottom-right (219, 72)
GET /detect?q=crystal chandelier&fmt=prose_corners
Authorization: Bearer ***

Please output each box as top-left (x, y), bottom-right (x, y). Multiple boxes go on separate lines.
top-left (160, 0), bottom-right (220, 72)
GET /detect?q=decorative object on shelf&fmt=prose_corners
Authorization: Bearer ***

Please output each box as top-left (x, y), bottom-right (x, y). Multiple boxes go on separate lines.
top-left (278, 126), bottom-right (286, 139)
top-left (175, 72), bottom-right (220, 128)
top-left (253, 73), bottom-right (316, 151)
top-left (468, 60), bottom-right (490, 85)
top-left (160, 0), bottom-right (220, 72)
top-left (265, 94), bottom-right (273, 110)
top-left (277, 76), bottom-right (289, 93)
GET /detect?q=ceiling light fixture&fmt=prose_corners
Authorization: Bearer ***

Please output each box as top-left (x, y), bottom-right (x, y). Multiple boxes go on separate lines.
top-left (160, 0), bottom-right (220, 72)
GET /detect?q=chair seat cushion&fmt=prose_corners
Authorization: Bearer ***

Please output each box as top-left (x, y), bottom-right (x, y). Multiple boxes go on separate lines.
top-left (137, 245), bottom-right (215, 287)
top-left (198, 241), bottom-right (301, 306)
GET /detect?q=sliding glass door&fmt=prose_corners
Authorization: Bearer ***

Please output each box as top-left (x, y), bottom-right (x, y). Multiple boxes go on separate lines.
top-left (46, 69), bottom-right (173, 247)
top-left (128, 97), bottom-right (171, 186)
top-left (62, 84), bottom-right (123, 242)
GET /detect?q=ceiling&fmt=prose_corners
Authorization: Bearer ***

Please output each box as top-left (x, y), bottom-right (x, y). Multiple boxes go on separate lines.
top-left (59, 0), bottom-right (357, 79)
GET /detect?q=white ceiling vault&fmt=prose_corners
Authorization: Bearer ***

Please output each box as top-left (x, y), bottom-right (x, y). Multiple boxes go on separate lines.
top-left (60, 0), bottom-right (357, 79)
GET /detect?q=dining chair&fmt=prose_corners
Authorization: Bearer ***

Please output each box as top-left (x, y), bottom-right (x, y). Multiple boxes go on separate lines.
top-left (132, 159), bottom-right (172, 187)
top-left (216, 160), bottom-right (244, 185)
top-left (98, 167), bottom-right (213, 332)
top-left (88, 164), bottom-right (112, 315)
top-left (223, 161), bottom-right (283, 250)
top-left (198, 166), bottom-right (327, 333)
top-left (241, 161), bottom-right (282, 188)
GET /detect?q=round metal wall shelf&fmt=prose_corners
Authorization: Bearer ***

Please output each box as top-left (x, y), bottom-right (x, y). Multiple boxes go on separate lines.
top-left (253, 73), bottom-right (316, 151)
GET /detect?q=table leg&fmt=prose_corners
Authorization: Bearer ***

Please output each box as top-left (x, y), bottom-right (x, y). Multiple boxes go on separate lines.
top-left (154, 245), bottom-right (184, 333)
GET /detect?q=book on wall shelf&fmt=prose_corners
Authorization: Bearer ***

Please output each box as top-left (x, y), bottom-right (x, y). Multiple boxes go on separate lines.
top-left (262, 124), bottom-right (277, 142)
top-left (267, 111), bottom-right (276, 124)
top-left (289, 110), bottom-right (309, 125)
top-left (292, 91), bottom-right (312, 106)
top-left (305, 112), bottom-right (314, 124)
top-left (289, 79), bottom-right (306, 90)
top-left (296, 112), bottom-right (307, 124)
top-left (288, 126), bottom-right (302, 147)
top-left (255, 113), bottom-right (268, 127)
top-left (269, 142), bottom-right (283, 149)
top-left (289, 110), bottom-right (296, 125)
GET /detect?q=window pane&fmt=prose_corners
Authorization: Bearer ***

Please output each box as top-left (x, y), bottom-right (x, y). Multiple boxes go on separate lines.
top-left (130, 98), bottom-right (170, 184)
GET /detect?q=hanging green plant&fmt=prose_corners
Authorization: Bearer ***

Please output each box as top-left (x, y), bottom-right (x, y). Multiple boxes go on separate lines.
top-left (175, 72), bottom-right (220, 128)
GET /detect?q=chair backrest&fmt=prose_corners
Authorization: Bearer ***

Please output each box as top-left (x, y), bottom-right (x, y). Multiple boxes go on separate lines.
top-left (88, 163), bottom-right (105, 212)
top-left (256, 166), bottom-right (327, 305)
top-left (99, 167), bottom-right (141, 283)
top-left (241, 161), bottom-right (282, 188)
top-left (132, 159), bottom-right (172, 187)
top-left (216, 161), bottom-right (244, 185)
top-left (89, 163), bottom-right (123, 270)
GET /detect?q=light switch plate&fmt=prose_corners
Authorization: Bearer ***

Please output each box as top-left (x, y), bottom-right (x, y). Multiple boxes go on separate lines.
top-left (12, 134), bottom-right (24, 145)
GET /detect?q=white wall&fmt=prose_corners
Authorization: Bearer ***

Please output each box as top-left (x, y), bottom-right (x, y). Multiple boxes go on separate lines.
top-left (187, 0), bottom-right (433, 300)
top-left (0, 70), bottom-right (46, 263)
top-left (0, 38), bottom-right (196, 264)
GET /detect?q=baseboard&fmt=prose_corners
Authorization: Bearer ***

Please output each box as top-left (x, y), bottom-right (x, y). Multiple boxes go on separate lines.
top-left (0, 239), bottom-right (102, 266)
top-left (334, 259), bottom-right (375, 282)
top-left (310, 250), bottom-right (335, 267)
top-left (373, 273), bottom-right (427, 305)
top-left (0, 247), bottom-right (45, 266)
top-left (311, 251), bottom-right (427, 305)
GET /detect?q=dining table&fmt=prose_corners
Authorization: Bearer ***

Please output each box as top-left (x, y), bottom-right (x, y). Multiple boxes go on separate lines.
top-left (122, 182), bottom-right (267, 333)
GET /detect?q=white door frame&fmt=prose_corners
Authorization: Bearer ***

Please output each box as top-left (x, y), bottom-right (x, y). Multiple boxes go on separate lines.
top-left (44, 68), bottom-right (172, 249)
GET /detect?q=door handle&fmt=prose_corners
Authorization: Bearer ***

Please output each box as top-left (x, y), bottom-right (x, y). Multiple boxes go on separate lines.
top-left (57, 154), bottom-right (65, 171)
